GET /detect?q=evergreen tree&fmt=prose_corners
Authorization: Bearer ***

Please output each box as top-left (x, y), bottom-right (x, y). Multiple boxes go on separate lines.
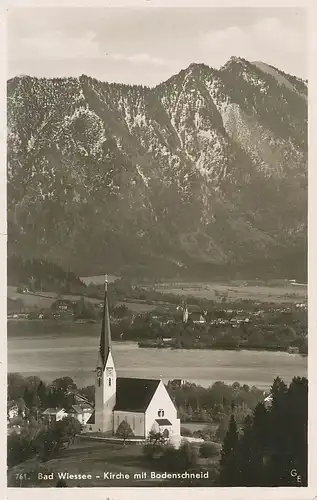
top-left (219, 414), bottom-right (239, 485)
top-left (235, 414), bottom-right (256, 485)
top-left (116, 421), bottom-right (134, 445)
top-left (219, 376), bottom-right (308, 487)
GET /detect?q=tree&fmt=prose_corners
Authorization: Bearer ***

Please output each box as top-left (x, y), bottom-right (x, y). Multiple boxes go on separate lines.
top-left (51, 377), bottom-right (77, 392)
top-left (80, 385), bottom-right (95, 404)
top-left (36, 416), bottom-right (82, 461)
top-left (74, 298), bottom-right (96, 320)
top-left (215, 414), bottom-right (230, 442)
top-left (8, 373), bottom-right (26, 401)
top-left (37, 381), bottom-right (48, 407)
top-left (235, 414), bottom-right (257, 485)
top-left (56, 416), bottom-right (82, 444)
top-left (7, 432), bottom-right (35, 467)
top-left (218, 377), bottom-right (308, 487)
top-left (219, 414), bottom-right (239, 485)
top-left (116, 420), bottom-right (134, 444)
top-left (112, 304), bottom-right (131, 319)
top-left (199, 442), bottom-right (219, 458)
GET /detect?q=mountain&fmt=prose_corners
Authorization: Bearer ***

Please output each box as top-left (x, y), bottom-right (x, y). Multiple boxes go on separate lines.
top-left (7, 57), bottom-right (308, 280)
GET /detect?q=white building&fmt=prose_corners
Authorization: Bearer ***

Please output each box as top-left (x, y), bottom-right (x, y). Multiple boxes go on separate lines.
top-left (87, 278), bottom-right (180, 439)
top-left (42, 408), bottom-right (67, 423)
top-left (7, 401), bottom-right (27, 420)
top-left (69, 403), bottom-right (94, 425)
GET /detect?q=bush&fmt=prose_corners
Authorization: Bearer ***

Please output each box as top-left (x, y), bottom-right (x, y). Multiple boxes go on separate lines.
top-left (116, 420), bottom-right (134, 443)
top-left (199, 442), bottom-right (219, 458)
top-left (158, 441), bottom-right (199, 472)
top-left (143, 431), bottom-right (168, 461)
top-left (7, 432), bottom-right (35, 467)
top-left (178, 441), bottom-right (199, 470)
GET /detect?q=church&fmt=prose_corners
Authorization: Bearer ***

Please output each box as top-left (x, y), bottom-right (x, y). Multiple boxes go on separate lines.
top-left (86, 278), bottom-right (180, 439)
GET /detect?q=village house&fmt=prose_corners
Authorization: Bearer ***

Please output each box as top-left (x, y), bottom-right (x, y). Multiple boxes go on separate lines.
top-left (68, 403), bottom-right (94, 425)
top-left (66, 390), bottom-right (91, 405)
top-left (190, 311), bottom-right (207, 324)
top-left (42, 408), bottom-right (68, 423)
top-left (7, 400), bottom-right (27, 421)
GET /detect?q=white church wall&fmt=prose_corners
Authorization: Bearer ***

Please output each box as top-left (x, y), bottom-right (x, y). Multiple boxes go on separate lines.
top-left (113, 411), bottom-right (145, 437)
top-left (145, 381), bottom-right (180, 437)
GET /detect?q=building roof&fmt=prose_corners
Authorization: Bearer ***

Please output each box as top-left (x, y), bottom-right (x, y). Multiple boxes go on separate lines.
top-left (156, 418), bottom-right (172, 426)
top-left (191, 311), bottom-right (206, 320)
top-left (86, 411), bottom-right (95, 424)
top-left (114, 377), bottom-right (160, 412)
top-left (42, 408), bottom-right (65, 415)
top-left (99, 279), bottom-right (112, 368)
top-left (71, 404), bottom-right (93, 414)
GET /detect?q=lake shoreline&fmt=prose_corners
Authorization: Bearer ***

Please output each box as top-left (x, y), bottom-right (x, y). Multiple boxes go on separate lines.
top-left (8, 322), bottom-right (307, 390)
top-left (7, 318), bottom-right (308, 357)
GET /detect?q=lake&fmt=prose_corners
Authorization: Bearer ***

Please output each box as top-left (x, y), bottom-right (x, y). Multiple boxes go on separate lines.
top-left (7, 321), bottom-right (307, 390)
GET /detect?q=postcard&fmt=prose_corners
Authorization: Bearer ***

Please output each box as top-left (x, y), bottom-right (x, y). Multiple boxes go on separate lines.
top-left (4, 1), bottom-right (314, 499)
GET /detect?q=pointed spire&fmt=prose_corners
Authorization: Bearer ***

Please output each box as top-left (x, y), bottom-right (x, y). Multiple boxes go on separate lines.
top-left (99, 274), bottom-right (112, 367)
top-left (183, 300), bottom-right (188, 323)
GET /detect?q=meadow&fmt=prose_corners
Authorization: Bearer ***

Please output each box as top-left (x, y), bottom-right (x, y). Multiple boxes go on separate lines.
top-left (7, 286), bottom-right (156, 313)
top-left (150, 281), bottom-right (307, 304)
top-left (7, 438), bottom-right (215, 488)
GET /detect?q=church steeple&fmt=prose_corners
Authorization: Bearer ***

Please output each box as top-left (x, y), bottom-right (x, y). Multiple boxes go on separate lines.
top-left (99, 275), bottom-right (112, 368)
top-left (95, 274), bottom-right (117, 433)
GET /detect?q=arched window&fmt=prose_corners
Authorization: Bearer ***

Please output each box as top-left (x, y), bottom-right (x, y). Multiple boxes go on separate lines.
top-left (158, 409), bottom-right (164, 417)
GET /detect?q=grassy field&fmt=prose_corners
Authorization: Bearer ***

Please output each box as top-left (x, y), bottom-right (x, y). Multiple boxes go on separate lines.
top-left (116, 301), bottom-right (156, 313)
top-left (150, 282), bottom-right (307, 304)
top-left (7, 287), bottom-right (156, 313)
top-left (8, 277), bottom-right (307, 315)
top-left (80, 275), bottom-right (119, 285)
top-left (7, 438), bottom-right (215, 488)
top-left (181, 422), bottom-right (218, 434)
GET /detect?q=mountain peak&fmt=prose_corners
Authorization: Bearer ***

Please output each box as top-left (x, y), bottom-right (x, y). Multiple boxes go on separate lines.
top-left (7, 58), bottom-right (307, 279)
top-left (220, 56), bottom-right (248, 70)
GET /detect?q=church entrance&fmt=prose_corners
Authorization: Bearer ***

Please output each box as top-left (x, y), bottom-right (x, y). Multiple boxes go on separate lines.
top-left (163, 428), bottom-right (170, 438)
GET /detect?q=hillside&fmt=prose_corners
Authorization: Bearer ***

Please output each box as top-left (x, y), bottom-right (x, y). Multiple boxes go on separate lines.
top-left (7, 57), bottom-right (307, 280)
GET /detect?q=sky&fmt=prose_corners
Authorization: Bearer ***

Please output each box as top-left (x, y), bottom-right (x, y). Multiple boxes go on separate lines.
top-left (7, 7), bottom-right (307, 86)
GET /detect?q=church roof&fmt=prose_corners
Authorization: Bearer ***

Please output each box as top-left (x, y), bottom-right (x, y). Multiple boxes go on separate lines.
top-left (99, 278), bottom-right (112, 368)
top-left (156, 418), bottom-right (172, 426)
top-left (114, 377), bottom-right (160, 412)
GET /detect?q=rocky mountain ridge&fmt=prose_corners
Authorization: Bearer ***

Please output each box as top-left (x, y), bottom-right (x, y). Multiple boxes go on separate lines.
top-left (7, 57), bottom-right (307, 280)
